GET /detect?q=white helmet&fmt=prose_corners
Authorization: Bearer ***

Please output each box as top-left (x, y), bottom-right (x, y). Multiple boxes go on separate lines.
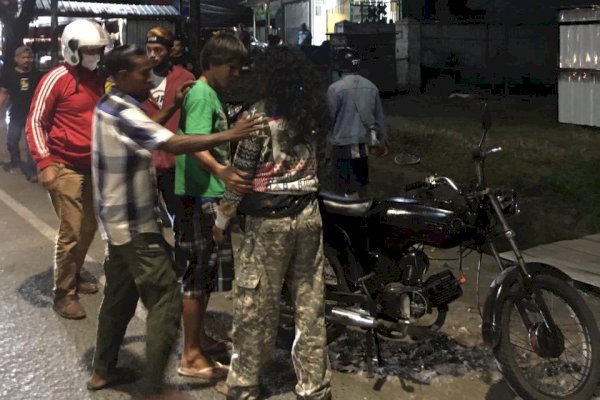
top-left (61, 19), bottom-right (109, 66)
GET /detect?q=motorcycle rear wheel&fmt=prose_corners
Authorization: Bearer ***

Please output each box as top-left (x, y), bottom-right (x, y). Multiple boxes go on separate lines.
top-left (494, 274), bottom-right (600, 400)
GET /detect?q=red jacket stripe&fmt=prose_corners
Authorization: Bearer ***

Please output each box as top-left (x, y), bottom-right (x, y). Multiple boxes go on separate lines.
top-left (28, 66), bottom-right (68, 161)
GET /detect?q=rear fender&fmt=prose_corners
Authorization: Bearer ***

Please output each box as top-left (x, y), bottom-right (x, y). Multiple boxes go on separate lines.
top-left (481, 262), bottom-right (573, 348)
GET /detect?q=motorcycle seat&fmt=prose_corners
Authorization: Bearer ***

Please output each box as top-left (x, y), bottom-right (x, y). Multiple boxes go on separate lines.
top-left (318, 191), bottom-right (374, 217)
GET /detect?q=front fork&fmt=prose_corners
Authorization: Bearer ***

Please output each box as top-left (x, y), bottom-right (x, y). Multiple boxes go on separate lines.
top-left (486, 193), bottom-right (561, 335)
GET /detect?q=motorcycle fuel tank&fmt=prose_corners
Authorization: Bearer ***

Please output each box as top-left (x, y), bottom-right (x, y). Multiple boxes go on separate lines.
top-left (371, 197), bottom-right (472, 250)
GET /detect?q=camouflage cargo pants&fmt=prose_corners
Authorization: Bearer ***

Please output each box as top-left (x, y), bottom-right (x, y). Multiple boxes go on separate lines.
top-left (226, 199), bottom-right (332, 400)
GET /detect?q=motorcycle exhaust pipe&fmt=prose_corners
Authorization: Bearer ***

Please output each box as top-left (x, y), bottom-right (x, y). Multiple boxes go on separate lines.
top-left (328, 307), bottom-right (378, 329)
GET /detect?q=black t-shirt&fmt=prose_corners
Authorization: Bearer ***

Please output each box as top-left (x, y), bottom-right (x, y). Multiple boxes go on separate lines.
top-left (0, 68), bottom-right (42, 123)
top-left (171, 55), bottom-right (196, 75)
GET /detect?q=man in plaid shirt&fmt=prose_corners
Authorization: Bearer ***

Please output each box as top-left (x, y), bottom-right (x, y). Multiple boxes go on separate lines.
top-left (87, 44), bottom-right (264, 399)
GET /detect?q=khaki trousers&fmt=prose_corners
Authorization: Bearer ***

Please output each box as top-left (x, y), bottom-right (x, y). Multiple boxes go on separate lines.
top-left (48, 164), bottom-right (97, 300)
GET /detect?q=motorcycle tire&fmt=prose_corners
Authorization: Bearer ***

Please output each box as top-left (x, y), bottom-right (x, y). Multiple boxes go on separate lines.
top-left (493, 274), bottom-right (600, 400)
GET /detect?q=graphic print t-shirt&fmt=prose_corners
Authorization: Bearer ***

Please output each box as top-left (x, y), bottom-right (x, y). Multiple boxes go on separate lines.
top-left (150, 72), bottom-right (167, 109)
top-left (0, 68), bottom-right (42, 122)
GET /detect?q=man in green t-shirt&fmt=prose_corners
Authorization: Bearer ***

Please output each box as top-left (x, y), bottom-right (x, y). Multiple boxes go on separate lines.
top-left (175, 32), bottom-right (252, 380)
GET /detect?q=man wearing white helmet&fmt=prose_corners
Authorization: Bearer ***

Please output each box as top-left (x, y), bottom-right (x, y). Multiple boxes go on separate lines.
top-left (25, 19), bottom-right (108, 320)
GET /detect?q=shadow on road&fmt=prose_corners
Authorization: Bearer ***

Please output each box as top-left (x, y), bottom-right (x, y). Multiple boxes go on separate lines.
top-left (17, 267), bottom-right (54, 308)
top-left (17, 266), bottom-right (98, 308)
top-left (81, 335), bottom-right (145, 397)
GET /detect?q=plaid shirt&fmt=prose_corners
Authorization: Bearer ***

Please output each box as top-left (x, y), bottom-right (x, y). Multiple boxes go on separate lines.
top-left (92, 88), bottom-right (174, 245)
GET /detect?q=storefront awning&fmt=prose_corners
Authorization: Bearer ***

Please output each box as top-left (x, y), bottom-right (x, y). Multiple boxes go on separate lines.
top-left (35, 0), bottom-right (180, 19)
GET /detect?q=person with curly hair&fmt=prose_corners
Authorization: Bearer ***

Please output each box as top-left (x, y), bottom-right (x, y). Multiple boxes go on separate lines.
top-left (213, 46), bottom-right (332, 400)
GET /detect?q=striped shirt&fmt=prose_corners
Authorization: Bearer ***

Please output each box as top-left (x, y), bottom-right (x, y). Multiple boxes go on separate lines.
top-left (92, 88), bottom-right (174, 246)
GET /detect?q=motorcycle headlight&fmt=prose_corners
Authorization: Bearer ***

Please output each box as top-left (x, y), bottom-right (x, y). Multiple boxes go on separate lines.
top-left (495, 189), bottom-right (519, 215)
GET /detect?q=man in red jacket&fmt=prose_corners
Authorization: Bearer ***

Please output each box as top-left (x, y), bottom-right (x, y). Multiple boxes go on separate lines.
top-left (25, 19), bottom-right (109, 320)
top-left (142, 26), bottom-right (195, 276)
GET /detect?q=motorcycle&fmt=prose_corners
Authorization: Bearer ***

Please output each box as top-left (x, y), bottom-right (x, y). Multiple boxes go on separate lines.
top-left (312, 106), bottom-right (600, 400)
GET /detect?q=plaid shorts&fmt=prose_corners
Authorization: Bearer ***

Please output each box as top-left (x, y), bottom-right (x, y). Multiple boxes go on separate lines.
top-left (178, 197), bottom-right (234, 297)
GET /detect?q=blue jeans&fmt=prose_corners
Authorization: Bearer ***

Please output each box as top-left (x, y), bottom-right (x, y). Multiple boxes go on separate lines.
top-left (7, 120), bottom-right (36, 175)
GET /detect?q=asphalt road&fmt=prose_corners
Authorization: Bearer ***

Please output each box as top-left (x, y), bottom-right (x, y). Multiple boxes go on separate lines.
top-left (1, 161), bottom-right (600, 400)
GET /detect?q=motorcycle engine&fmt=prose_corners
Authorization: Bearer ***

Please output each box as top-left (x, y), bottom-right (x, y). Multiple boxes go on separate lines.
top-left (380, 283), bottom-right (426, 320)
top-left (423, 270), bottom-right (463, 308)
top-left (380, 270), bottom-right (463, 320)
top-left (399, 249), bottom-right (429, 286)
top-left (378, 248), bottom-right (431, 320)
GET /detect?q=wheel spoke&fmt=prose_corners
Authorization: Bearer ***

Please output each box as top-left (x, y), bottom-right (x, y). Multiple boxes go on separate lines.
top-left (509, 341), bottom-right (536, 354)
top-left (501, 280), bottom-right (596, 398)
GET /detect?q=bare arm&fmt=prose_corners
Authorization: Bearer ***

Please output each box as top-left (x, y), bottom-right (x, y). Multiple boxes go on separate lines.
top-left (160, 113), bottom-right (265, 156)
top-left (187, 111), bottom-right (266, 195)
top-left (150, 102), bottom-right (179, 126)
top-left (150, 80), bottom-right (195, 125)
top-left (192, 150), bottom-right (253, 195)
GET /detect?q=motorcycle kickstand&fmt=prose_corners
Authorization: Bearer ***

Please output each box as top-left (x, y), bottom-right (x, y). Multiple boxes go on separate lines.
top-left (374, 331), bottom-right (384, 368)
top-left (356, 274), bottom-right (383, 377)
top-left (364, 329), bottom-right (383, 378)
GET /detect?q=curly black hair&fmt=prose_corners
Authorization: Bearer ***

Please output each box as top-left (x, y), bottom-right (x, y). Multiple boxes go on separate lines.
top-left (253, 46), bottom-right (329, 138)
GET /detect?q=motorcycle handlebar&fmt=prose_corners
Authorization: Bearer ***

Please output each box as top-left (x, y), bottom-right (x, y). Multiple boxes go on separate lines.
top-left (404, 176), bottom-right (462, 194)
top-left (426, 176), bottom-right (461, 193)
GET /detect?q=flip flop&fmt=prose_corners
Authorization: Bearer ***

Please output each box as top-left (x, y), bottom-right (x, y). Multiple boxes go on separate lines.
top-left (215, 381), bottom-right (230, 397)
top-left (177, 362), bottom-right (229, 380)
top-left (86, 367), bottom-right (138, 391)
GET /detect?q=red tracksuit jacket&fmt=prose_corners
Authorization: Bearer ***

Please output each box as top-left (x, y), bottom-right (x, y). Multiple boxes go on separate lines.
top-left (26, 64), bottom-right (105, 172)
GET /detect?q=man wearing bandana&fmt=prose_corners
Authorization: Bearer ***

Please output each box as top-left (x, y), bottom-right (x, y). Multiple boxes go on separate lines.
top-left (142, 26), bottom-right (195, 276)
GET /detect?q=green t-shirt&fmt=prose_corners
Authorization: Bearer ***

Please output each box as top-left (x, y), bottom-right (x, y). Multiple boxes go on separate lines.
top-left (175, 80), bottom-right (230, 198)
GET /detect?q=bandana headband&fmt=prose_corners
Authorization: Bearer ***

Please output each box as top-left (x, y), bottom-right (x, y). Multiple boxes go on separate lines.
top-left (146, 35), bottom-right (173, 48)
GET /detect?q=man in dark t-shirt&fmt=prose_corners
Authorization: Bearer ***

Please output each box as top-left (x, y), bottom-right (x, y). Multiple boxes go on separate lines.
top-left (170, 36), bottom-right (196, 76)
top-left (0, 46), bottom-right (42, 180)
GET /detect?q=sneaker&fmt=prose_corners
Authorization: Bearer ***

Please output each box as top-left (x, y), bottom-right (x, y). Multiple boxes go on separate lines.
top-left (9, 166), bottom-right (22, 175)
top-left (53, 296), bottom-right (86, 320)
top-left (27, 175), bottom-right (38, 183)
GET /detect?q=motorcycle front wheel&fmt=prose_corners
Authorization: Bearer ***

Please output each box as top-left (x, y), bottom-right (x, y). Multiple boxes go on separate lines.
top-left (494, 274), bottom-right (600, 400)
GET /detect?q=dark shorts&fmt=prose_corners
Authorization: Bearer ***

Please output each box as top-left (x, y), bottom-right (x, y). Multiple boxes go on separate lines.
top-left (334, 156), bottom-right (369, 194)
top-left (178, 197), bottom-right (234, 297)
